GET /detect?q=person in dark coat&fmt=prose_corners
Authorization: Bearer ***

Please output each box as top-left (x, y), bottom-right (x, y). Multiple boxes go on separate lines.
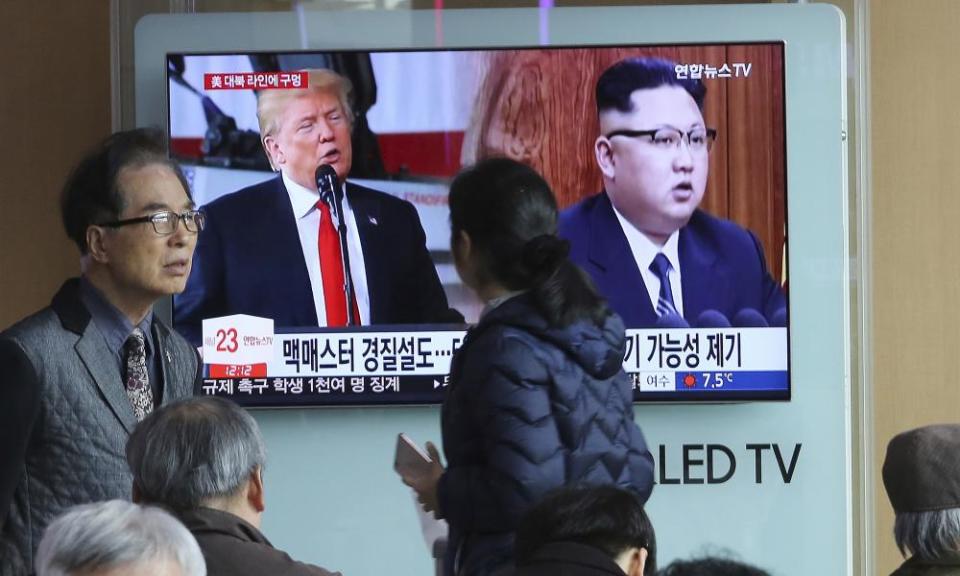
top-left (882, 424), bottom-right (960, 576)
top-left (406, 158), bottom-right (656, 576)
top-left (126, 396), bottom-right (341, 576)
top-left (514, 485), bottom-right (655, 576)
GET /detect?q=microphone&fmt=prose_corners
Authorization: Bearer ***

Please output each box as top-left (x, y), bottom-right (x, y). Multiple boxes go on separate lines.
top-left (315, 164), bottom-right (341, 223)
top-left (732, 309), bottom-right (769, 327)
top-left (314, 164), bottom-right (358, 326)
top-left (655, 313), bottom-right (690, 328)
top-left (694, 309), bottom-right (731, 328)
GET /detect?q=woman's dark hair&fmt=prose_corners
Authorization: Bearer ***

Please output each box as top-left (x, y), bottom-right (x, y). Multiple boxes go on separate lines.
top-left (448, 157), bottom-right (607, 327)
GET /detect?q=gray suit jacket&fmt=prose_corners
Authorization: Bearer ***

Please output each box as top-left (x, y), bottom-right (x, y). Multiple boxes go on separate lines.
top-left (0, 279), bottom-right (200, 571)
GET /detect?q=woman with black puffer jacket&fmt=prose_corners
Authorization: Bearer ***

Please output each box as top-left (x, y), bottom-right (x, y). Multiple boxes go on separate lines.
top-left (405, 157), bottom-right (655, 576)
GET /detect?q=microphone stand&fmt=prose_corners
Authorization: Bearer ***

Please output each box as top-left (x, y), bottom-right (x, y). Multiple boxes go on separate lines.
top-left (317, 167), bottom-right (358, 326)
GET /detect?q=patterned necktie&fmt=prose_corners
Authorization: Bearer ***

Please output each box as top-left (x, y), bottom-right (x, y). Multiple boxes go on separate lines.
top-left (123, 328), bottom-right (154, 421)
top-left (649, 253), bottom-right (679, 317)
top-left (317, 200), bottom-right (360, 326)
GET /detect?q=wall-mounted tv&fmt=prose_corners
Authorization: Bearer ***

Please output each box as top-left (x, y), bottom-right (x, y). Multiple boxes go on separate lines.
top-left (167, 42), bottom-right (788, 406)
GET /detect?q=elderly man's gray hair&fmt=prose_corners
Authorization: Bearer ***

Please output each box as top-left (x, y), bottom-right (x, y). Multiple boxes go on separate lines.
top-left (34, 500), bottom-right (205, 576)
top-left (894, 507), bottom-right (960, 561)
top-left (126, 396), bottom-right (267, 510)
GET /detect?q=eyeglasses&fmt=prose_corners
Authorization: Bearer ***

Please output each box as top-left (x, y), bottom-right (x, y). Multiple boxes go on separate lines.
top-left (98, 210), bottom-right (206, 236)
top-left (606, 127), bottom-right (718, 153)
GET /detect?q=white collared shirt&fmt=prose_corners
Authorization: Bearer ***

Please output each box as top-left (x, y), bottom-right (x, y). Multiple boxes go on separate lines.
top-left (283, 172), bottom-right (371, 326)
top-left (611, 206), bottom-right (685, 316)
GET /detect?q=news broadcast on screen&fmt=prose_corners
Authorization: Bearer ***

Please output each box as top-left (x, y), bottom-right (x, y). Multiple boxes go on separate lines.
top-left (166, 43), bottom-right (788, 406)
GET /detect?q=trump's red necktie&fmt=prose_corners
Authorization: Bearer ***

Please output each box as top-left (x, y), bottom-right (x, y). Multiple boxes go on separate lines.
top-left (317, 199), bottom-right (359, 327)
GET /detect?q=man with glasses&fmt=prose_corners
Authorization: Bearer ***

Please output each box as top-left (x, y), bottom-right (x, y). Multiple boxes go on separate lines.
top-left (560, 57), bottom-right (786, 329)
top-left (0, 128), bottom-right (202, 571)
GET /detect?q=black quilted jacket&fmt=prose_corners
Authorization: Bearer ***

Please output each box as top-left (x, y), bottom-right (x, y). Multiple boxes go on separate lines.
top-left (437, 293), bottom-right (655, 576)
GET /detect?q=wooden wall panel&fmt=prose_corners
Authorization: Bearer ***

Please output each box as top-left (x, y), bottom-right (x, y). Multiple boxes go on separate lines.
top-left (701, 46), bottom-right (730, 224)
top-left (0, 1), bottom-right (111, 330)
top-left (870, 1), bottom-right (960, 573)
top-left (726, 43), bottom-right (786, 280)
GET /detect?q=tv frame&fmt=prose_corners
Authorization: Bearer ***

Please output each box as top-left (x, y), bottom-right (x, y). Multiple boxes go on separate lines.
top-left (163, 41), bottom-right (791, 406)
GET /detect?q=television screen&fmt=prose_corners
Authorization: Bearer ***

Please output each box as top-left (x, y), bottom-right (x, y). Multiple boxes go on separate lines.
top-left (167, 42), bottom-right (788, 406)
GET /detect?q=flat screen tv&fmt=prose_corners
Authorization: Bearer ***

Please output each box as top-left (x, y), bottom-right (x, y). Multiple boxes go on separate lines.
top-left (167, 42), bottom-right (788, 406)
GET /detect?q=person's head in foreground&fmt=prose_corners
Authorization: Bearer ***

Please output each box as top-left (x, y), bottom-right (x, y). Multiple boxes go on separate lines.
top-left (515, 485), bottom-right (656, 576)
top-left (126, 396), bottom-right (268, 525)
top-left (655, 556), bottom-right (770, 576)
top-left (448, 156), bottom-right (607, 326)
top-left (882, 424), bottom-right (960, 564)
top-left (34, 500), bottom-right (205, 576)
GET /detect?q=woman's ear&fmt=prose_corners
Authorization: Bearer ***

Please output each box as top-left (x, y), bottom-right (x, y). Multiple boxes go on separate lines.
top-left (454, 230), bottom-right (472, 261)
top-left (619, 547), bottom-right (648, 576)
top-left (452, 229), bottom-right (473, 283)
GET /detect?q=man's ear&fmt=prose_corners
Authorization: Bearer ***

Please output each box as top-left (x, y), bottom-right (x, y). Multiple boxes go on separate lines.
top-left (263, 136), bottom-right (282, 168)
top-left (595, 135), bottom-right (616, 180)
top-left (623, 547), bottom-right (647, 576)
top-left (86, 225), bottom-right (109, 264)
top-left (247, 466), bottom-right (265, 513)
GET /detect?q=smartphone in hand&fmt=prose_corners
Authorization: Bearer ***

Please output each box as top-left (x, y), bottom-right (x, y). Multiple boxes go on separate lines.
top-left (394, 433), bottom-right (433, 482)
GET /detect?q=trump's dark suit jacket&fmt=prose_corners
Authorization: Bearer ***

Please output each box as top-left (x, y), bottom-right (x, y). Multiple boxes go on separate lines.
top-left (558, 192), bottom-right (786, 329)
top-left (175, 176), bottom-right (460, 345)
